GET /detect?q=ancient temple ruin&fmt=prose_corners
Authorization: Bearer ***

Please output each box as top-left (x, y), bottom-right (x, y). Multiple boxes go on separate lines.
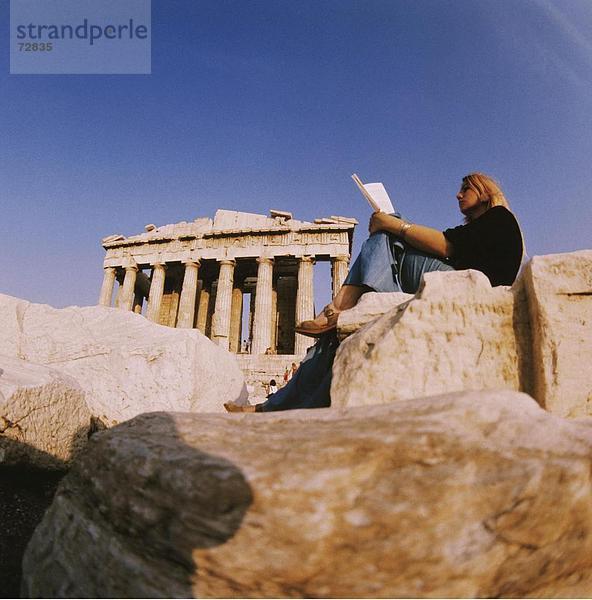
top-left (99, 209), bottom-right (356, 356)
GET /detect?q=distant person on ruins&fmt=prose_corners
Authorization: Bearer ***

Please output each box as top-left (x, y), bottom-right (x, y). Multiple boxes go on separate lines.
top-left (283, 362), bottom-right (299, 384)
top-left (267, 379), bottom-right (278, 396)
top-left (225, 172), bottom-right (524, 413)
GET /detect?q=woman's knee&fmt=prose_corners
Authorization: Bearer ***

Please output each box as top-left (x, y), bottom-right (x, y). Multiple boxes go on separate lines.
top-left (361, 231), bottom-right (389, 254)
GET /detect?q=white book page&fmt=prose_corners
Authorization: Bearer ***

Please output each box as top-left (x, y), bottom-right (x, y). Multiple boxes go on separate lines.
top-left (363, 182), bottom-right (394, 213)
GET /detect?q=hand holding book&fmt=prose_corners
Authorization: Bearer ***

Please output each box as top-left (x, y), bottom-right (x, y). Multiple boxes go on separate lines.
top-left (351, 173), bottom-right (395, 213)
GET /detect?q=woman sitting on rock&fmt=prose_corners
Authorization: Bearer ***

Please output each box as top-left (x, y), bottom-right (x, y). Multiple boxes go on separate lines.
top-left (225, 172), bottom-right (524, 413)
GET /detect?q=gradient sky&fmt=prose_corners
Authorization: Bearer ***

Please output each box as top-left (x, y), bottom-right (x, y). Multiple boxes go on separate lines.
top-left (2, 0), bottom-right (591, 310)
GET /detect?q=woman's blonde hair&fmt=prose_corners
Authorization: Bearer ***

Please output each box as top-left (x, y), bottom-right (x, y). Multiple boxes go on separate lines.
top-left (463, 172), bottom-right (527, 259)
top-left (463, 172), bottom-right (510, 211)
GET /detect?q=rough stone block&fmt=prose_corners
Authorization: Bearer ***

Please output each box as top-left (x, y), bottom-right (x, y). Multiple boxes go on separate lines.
top-left (522, 250), bottom-right (592, 417)
top-left (0, 293), bottom-right (248, 423)
top-left (332, 270), bottom-right (532, 408)
top-left (0, 356), bottom-right (91, 469)
top-left (22, 391), bottom-right (592, 598)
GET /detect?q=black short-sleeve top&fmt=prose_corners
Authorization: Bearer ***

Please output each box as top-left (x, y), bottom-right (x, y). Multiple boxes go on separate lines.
top-left (443, 206), bottom-right (523, 286)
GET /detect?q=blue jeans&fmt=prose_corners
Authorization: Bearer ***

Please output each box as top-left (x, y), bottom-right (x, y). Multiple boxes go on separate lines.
top-left (344, 230), bottom-right (454, 293)
top-left (256, 332), bottom-right (338, 412)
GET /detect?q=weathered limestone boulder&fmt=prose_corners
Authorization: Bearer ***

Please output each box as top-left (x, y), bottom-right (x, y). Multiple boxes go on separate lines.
top-left (332, 270), bottom-right (533, 408)
top-left (336, 291), bottom-right (413, 339)
top-left (522, 250), bottom-right (592, 417)
top-left (0, 293), bottom-right (247, 423)
top-left (22, 390), bottom-right (592, 598)
top-left (0, 356), bottom-right (92, 469)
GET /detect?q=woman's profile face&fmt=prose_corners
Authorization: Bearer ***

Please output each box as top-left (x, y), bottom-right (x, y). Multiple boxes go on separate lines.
top-left (456, 182), bottom-right (481, 216)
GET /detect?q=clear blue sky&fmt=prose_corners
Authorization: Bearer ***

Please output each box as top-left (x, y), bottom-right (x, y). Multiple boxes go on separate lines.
top-left (2, 0), bottom-right (591, 309)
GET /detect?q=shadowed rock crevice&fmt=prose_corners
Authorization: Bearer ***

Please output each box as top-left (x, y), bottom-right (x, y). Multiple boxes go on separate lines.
top-left (22, 413), bottom-right (253, 598)
top-left (0, 439), bottom-right (68, 599)
top-left (511, 279), bottom-right (535, 399)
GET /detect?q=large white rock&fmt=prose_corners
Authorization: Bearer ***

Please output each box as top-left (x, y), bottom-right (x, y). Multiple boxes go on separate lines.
top-left (0, 356), bottom-right (92, 469)
top-left (522, 250), bottom-right (592, 417)
top-left (22, 390), bottom-right (592, 598)
top-left (332, 270), bottom-right (533, 408)
top-left (0, 294), bottom-right (247, 422)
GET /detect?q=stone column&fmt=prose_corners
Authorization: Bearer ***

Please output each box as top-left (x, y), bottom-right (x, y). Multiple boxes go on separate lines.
top-left (270, 286), bottom-right (278, 352)
top-left (212, 259), bottom-right (235, 349)
top-left (229, 286), bottom-right (243, 353)
top-left (146, 263), bottom-right (167, 323)
top-left (294, 255), bottom-right (315, 355)
top-left (98, 266), bottom-right (117, 307)
top-left (332, 255), bottom-right (350, 299)
top-left (118, 264), bottom-right (138, 312)
top-left (177, 260), bottom-right (201, 328)
top-left (251, 257), bottom-right (274, 355)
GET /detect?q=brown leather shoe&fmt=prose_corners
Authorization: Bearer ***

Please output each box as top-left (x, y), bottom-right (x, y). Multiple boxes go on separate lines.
top-left (224, 402), bottom-right (257, 413)
top-left (294, 304), bottom-right (340, 338)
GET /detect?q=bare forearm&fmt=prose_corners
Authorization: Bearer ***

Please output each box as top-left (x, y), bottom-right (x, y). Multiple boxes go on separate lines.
top-left (399, 221), bottom-right (452, 258)
top-left (370, 213), bottom-right (453, 258)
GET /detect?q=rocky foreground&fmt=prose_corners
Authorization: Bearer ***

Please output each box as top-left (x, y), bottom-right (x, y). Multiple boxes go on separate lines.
top-left (21, 392), bottom-right (592, 598)
top-left (1, 250), bottom-right (591, 598)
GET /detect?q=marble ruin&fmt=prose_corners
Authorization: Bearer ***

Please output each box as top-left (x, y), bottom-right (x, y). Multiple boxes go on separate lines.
top-left (99, 209), bottom-right (356, 355)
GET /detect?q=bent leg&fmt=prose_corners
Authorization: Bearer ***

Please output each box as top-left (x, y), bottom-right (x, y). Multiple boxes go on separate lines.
top-left (399, 247), bottom-right (454, 293)
top-left (343, 232), bottom-right (403, 293)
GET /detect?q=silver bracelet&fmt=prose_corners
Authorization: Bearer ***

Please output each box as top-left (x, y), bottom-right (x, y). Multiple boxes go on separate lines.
top-left (398, 221), bottom-right (413, 239)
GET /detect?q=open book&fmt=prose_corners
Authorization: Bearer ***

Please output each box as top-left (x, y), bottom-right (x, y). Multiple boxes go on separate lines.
top-left (351, 173), bottom-right (395, 213)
